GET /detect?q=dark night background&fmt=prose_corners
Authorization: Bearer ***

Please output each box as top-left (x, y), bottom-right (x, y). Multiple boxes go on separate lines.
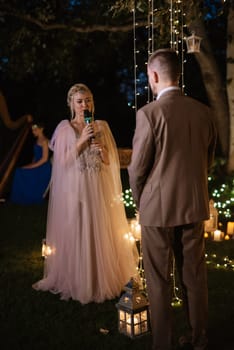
top-left (0, 0), bottom-right (226, 165)
top-left (1, 4), bottom-right (234, 350)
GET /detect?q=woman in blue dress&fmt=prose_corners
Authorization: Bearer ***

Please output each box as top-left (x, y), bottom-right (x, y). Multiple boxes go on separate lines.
top-left (10, 121), bottom-right (51, 204)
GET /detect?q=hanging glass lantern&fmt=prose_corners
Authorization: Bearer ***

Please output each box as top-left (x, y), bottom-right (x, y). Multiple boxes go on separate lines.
top-left (185, 31), bottom-right (202, 53)
top-left (116, 278), bottom-right (150, 338)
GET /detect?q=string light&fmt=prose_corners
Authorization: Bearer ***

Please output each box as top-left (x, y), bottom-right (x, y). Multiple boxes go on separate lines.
top-left (132, 0), bottom-right (188, 108)
top-left (132, 0), bottom-right (158, 108)
top-left (147, 0), bottom-right (155, 103)
top-left (132, 4), bottom-right (138, 111)
top-left (209, 176), bottom-right (234, 219)
top-left (122, 188), bottom-right (136, 209)
top-left (205, 253), bottom-right (234, 271)
top-left (124, 175), bottom-right (234, 220)
top-left (171, 257), bottom-right (183, 307)
top-left (170, 0), bottom-right (186, 92)
top-left (127, 212), bottom-right (183, 306)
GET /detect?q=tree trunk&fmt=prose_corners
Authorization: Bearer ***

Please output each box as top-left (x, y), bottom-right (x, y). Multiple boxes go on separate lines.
top-left (189, 19), bottom-right (229, 158)
top-left (226, 6), bottom-right (234, 172)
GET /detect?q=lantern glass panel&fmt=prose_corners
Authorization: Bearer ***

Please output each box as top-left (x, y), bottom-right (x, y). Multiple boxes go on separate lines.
top-left (125, 313), bottom-right (138, 336)
top-left (119, 310), bottom-right (125, 321)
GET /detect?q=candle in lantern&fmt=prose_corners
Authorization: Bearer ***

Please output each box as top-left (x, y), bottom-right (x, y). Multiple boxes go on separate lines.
top-left (41, 238), bottom-right (52, 257)
top-left (213, 230), bottom-right (222, 241)
top-left (126, 315), bottom-right (141, 336)
top-left (227, 222), bottom-right (234, 237)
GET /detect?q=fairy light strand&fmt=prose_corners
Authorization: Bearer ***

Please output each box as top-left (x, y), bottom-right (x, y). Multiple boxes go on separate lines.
top-left (170, 0), bottom-right (185, 92)
top-left (132, 1), bottom-right (189, 109)
top-left (147, 0), bottom-right (154, 103)
top-left (132, 5), bottom-right (138, 111)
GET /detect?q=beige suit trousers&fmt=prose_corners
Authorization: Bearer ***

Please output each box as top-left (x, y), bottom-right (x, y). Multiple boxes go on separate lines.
top-left (141, 222), bottom-right (208, 350)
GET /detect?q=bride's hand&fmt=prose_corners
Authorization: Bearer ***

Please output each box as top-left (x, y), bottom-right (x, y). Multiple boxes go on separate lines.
top-left (75, 123), bottom-right (94, 155)
top-left (71, 121), bottom-right (94, 143)
top-left (80, 124), bottom-right (94, 142)
top-left (90, 141), bottom-right (109, 165)
top-left (90, 140), bottom-right (102, 152)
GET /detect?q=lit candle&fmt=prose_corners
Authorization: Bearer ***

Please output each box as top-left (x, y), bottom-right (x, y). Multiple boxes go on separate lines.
top-left (42, 238), bottom-right (47, 257)
top-left (126, 315), bottom-right (141, 336)
top-left (41, 238), bottom-right (52, 257)
top-left (227, 222), bottom-right (234, 236)
top-left (45, 245), bottom-right (52, 256)
top-left (213, 230), bottom-right (222, 241)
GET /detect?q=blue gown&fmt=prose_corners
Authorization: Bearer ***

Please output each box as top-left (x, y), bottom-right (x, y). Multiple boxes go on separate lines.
top-left (10, 144), bottom-right (52, 204)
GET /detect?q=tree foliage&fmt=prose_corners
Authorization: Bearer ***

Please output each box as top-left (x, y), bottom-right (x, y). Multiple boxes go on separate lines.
top-left (0, 0), bottom-right (138, 82)
top-left (0, 0), bottom-right (174, 83)
top-left (0, 0), bottom-right (228, 150)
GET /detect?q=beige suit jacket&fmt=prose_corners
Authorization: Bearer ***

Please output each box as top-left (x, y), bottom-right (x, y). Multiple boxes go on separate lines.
top-left (128, 90), bottom-right (217, 227)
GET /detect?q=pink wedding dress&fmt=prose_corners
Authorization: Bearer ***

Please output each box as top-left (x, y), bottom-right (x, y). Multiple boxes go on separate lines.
top-left (33, 119), bottom-right (138, 303)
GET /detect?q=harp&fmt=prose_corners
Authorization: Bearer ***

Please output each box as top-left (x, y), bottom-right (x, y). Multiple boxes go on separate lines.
top-left (0, 91), bottom-right (32, 198)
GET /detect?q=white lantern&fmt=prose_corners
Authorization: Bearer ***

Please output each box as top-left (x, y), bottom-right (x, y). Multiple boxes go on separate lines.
top-left (185, 31), bottom-right (202, 53)
top-left (116, 278), bottom-right (150, 338)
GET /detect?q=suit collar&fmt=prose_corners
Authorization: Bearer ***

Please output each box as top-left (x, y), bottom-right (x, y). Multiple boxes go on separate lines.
top-left (156, 86), bottom-right (181, 100)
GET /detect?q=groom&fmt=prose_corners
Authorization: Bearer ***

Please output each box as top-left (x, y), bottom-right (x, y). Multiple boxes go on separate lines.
top-left (128, 48), bottom-right (217, 350)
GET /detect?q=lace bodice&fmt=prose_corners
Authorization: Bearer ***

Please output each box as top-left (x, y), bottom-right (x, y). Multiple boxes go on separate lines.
top-left (77, 145), bottom-right (102, 172)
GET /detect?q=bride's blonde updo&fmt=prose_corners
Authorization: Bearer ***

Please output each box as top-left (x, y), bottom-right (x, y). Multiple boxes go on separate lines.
top-left (67, 83), bottom-right (94, 120)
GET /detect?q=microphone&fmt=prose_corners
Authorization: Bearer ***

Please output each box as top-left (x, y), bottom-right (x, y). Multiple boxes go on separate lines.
top-left (84, 109), bottom-right (94, 139)
top-left (84, 109), bottom-right (92, 124)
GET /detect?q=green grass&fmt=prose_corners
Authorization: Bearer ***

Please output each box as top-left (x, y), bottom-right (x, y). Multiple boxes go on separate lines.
top-left (1, 202), bottom-right (234, 350)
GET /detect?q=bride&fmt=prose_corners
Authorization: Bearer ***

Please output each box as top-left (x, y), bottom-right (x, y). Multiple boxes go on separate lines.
top-left (33, 83), bottom-right (138, 303)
